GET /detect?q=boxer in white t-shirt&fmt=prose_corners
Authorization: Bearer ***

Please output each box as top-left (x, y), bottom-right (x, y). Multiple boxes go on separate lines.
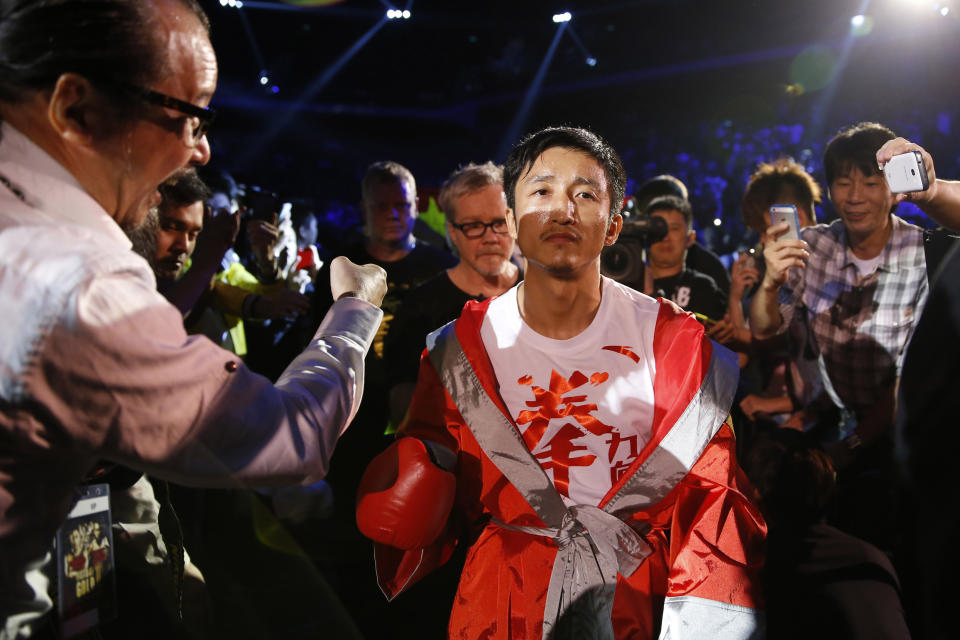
top-left (356, 127), bottom-right (766, 640)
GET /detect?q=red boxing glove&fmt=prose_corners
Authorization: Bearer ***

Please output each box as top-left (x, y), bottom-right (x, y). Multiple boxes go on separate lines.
top-left (356, 437), bottom-right (456, 550)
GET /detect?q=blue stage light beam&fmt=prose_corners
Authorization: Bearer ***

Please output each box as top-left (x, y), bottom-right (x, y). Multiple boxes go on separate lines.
top-left (236, 6), bottom-right (271, 86)
top-left (807, 0), bottom-right (870, 139)
top-left (566, 25), bottom-right (597, 67)
top-left (236, 17), bottom-right (389, 167)
top-left (497, 22), bottom-right (568, 160)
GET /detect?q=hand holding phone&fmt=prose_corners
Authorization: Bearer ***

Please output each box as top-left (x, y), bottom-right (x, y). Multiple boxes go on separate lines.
top-left (245, 187), bottom-right (281, 223)
top-left (883, 150), bottom-right (930, 194)
top-left (769, 204), bottom-right (800, 240)
top-left (762, 204), bottom-right (807, 291)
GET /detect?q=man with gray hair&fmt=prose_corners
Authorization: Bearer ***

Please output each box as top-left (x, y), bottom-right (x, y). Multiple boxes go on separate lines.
top-left (0, 1), bottom-right (385, 637)
top-left (385, 161), bottom-right (521, 426)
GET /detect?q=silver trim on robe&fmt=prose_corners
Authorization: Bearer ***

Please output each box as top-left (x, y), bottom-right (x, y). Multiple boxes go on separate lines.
top-left (428, 322), bottom-right (739, 639)
top-left (658, 595), bottom-right (764, 640)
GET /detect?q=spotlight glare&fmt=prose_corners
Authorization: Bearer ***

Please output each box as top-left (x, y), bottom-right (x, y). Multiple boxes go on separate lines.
top-left (236, 0), bottom-right (242, 6)
top-left (402, 9), bottom-right (411, 18)
top-left (713, 218), bottom-right (722, 227)
top-left (849, 13), bottom-right (873, 36)
top-left (271, 85), bottom-right (280, 94)
top-left (386, 9), bottom-right (396, 19)
top-left (942, 6), bottom-right (950, 15)
top-left (219, 0), bottom-right (227, 5)
top-left (260, 76), bottom-right (269, 85)
top-left (585, 57), bottom-right (597, 66)
top-left (552, 12), bottom-right (572, 23)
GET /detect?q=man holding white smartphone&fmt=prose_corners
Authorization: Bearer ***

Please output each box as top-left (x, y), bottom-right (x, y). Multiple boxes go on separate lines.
top-left (876, 137), bottom-right (960, 232)
top-left (877, 135), bottom-right (960, 640)
top-left (749, 122), bottom-right (928, 550)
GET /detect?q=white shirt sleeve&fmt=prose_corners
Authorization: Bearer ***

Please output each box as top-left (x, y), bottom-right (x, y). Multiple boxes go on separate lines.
top-left (28, 268), bottom-right (382, 487)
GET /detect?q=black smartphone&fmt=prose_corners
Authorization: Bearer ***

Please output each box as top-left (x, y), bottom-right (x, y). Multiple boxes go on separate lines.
top-left (245, 187), bottom-right (280, 223)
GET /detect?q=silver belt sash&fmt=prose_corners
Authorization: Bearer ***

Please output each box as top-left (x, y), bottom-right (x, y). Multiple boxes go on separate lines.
top-left (427, 321), bottom-right (738, 638)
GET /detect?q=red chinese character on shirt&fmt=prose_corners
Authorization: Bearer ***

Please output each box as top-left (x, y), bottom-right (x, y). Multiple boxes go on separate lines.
top-left (605, 431), bottom-right (640, 485)
top-left (605, 431), bottom-right (639, 463)
top-left (609, 458), bottom-right (633, 485)
top-left (517, 369), bottom-right (614, 450)
top-left (534, 423), bottom-right (596, 498)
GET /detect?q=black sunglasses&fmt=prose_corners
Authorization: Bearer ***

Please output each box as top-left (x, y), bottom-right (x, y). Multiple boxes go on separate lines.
top-left (110, 81), bottom-right (216, 141)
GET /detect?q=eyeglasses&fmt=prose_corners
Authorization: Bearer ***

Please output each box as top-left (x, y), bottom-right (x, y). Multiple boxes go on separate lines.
top-left (450, 218), bottom-right (509, 238)
top-left (113, 82), bottom-right (216, 145)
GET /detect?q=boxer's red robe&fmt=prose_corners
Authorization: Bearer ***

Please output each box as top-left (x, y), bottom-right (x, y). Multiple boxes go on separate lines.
top-left (374, 298), bottom-right (766, 639)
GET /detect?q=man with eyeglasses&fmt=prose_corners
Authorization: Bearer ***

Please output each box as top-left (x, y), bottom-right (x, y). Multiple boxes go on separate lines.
top-left (385, 161), bottom-right (520, 432)
top-left (0, 1), bottom-right (385, 637)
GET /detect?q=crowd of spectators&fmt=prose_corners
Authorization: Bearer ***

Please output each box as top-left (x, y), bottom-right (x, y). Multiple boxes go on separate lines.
top-left (241, 109), bottom-right (960, 269)
top-left (132, 116), bottom-right (956, 639)
top-left (4, 1), bottom-right (960, 639)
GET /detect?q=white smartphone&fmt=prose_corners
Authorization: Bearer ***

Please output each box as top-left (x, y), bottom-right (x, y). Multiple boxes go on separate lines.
top-left (884, 150), bottom-right (930, 193)
top-left (769, 204), bottom-right (800, 240)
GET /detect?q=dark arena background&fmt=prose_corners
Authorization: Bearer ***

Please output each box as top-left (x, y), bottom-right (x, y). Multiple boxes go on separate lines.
top-left (200, 0), bottom-right (960, 251)
top-left (4, 2), bottom-right (954, 639)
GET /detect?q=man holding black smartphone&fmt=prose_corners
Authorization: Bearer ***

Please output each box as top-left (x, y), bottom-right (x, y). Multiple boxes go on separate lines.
top-left (749, 122), bottom-right (927, 550)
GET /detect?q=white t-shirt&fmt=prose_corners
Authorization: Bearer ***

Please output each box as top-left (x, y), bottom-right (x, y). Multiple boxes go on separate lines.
top-left (480, 277), bottom-right (659, 506)
top-left (851, 253), bottom-right (882, 277)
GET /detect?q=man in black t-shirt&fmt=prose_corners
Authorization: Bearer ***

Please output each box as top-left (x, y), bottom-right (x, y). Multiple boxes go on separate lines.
top-left (314, 161), bottom-right (456, 360)
top-left (384, 161), bottom-right (520, 426)
top-left (635, 174), bottom-right (731, 297)
top-left (268, 162), bottom-right (456, 377)
top-left (645, 195), bottom-right (727, 321)
top-left (276, 161), bottom-right (455, 639)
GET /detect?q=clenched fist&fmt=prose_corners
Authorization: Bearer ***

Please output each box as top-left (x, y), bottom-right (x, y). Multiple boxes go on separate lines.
top-left (330, 256), bottom-right (388, 307)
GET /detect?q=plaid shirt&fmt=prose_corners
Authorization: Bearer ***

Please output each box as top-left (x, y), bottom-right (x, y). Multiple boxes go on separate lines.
top-left (779, 215), bottom-right (928, 415)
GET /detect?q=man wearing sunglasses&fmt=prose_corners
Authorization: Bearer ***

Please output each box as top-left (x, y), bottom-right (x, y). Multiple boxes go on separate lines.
top-left (0, 1), bottom-right (385, 637)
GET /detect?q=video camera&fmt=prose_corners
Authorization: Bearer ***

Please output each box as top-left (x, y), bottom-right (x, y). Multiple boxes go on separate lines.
top-left (600, 196), bottom-right (668, 290)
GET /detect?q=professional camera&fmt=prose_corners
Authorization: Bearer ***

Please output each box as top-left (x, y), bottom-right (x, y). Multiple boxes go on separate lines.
top-left (600, 196), bottom-right (668, 290)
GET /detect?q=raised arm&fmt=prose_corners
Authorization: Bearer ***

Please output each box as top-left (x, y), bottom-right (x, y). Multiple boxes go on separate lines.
top-left (32, 257), bottom-right (386, 487)
top-left (750, 222), bottom-right (808, 339)
top-left (877, 137), bottom-right (960, 231)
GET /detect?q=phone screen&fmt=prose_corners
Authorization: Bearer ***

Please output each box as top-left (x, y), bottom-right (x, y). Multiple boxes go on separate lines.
top-left (769, 204), bottom-right (800, 240)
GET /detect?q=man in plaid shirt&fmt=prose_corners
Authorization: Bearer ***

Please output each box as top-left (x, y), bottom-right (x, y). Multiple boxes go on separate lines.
top-left (750, 122), bottom-right (928, 547)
